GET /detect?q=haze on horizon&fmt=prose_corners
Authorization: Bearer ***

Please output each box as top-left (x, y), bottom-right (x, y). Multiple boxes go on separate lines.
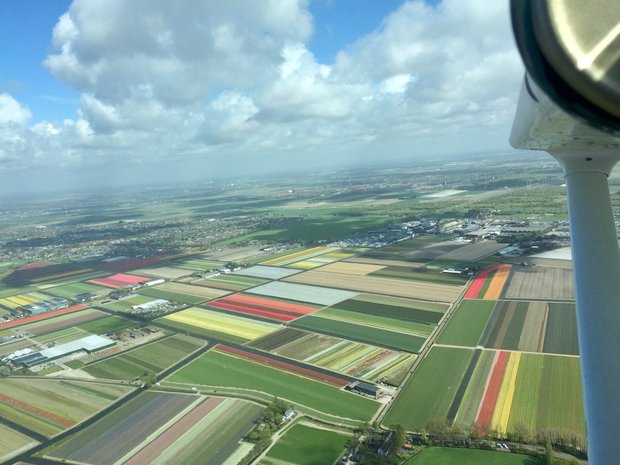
top-left (0, 0), bottom-right (524, 195)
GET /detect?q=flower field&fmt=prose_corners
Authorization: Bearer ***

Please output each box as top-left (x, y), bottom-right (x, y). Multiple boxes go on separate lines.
top-left (207, 294), bottom-right (318, 322)
top-left (158, 306), bottom-right (279, 343)
top-left (87, 273), bottom-right (149, 289)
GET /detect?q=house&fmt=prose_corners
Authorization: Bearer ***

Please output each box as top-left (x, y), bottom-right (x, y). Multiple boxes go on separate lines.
top-left (282, 408), bottom-right (295, 422)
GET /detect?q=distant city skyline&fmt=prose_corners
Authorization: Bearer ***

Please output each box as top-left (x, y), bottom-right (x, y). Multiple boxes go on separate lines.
top-left (0, 0), bottom-right (524, 194)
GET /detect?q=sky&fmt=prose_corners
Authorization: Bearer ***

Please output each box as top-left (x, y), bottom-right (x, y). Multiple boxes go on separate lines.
top-left (0, 0), bottom-right (524, 194)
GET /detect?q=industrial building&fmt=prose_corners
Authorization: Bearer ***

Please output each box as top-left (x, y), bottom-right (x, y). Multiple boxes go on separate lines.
top-left (5, 335), bottom-right (116, 368)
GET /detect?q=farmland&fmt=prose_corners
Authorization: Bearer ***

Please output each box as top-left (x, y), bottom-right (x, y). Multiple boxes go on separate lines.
top-left (166, 349), bottom-right (380, 421)
top-left (75, 315), bottom-right (135, 334)
top-left (291, 314), bottom-right (427, 353)
top-left (260, 246), bottom-right (338, 267)
top-left (359, 235), bottom-right (449, 261)
top-left (158, 306), bottom-right (279, 343)
top-left (318, 306), bottom-right (434, 335)
top-left (137, 281), bottom-right (229, 304)
top-left (193, 273), bottom-right (269, 291)
top-left (208, 294), bottom-right (319, 322)
top-left (0, 304), bottom-right (87, 330)
top-left (287, 250), bottom-right (355, 269)
top-left (285, 269), bottom-right (464, 303)
top-left (47, 392), bottom-right (262, 465)
top-left (0, 424), bottom-right (39, 463)
top-left (47, 391), bottom-right (197, 463)
top-left (248, 281), bottom-right (357, 306)
top-left (130, 266), bottom-right (193, 279)
top-left (251, 329), bottom-right (416, 384)
top-left (322, 293), bottom-right (447, 335)
top-left (404, 447), bottom-right (537, 465)
top-left (319, 261), bottom-right (385, 276)
top-left (384, 347), bottom-right (474, 430)
top-left (504, 266), bottom-right (574, 301)
top-left (43, 281), bottom-right (107, 299)
top-left (0, 378), bottom-right (133, 437)
top-left (260, 423), bottom-right (350, 465)
top-left (482, 301), bottom-right (578, 355)
top-left (434, 240), bottom-right (507, 262)
top-left (14, 308), bottom-right (107, 335)
top-left (370, 265), bottom-right (470, 285)
top-left (168, 256), bottom-right (224, 271)
top-left (393, 347), bottom-right (586, 445)
top-left (437, 300), bottom-right (497, 347)
top-left (233, 265), bottom-right (301, 280)
top-left (464, 264), bottom-right (512, 300)
top-left (100, 294), bottom-right (156, 313)
top-left (216, 344), bottom-right (350, 387)
top-left (87, 273), bottom-right (149, 289)
top-left (0, 291), bottom-right (56, 310)
top-left (82, 334), bottom-right (204, 380)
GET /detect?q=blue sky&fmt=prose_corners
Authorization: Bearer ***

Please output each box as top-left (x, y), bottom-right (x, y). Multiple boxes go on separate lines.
top-left (0, 0), bottom-right (76, 121)
top-left (1, 0), bottom-right (407, 123)
top-left (0, 1), bottom-right (522, 193)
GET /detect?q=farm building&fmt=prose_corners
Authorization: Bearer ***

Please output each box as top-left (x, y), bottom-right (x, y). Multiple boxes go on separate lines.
top-left (144, 278), bottom-right (165, 287)
top-left (75, 292), bottom-right (97, 302)
top-left (282, 408), bottom-right (296, 422)
top-left (20, 297), bottom-right (69, 315)
top-left (8, 335), bottom-right (116, 367)
top-left (347, 381), bottom-right (384, 398)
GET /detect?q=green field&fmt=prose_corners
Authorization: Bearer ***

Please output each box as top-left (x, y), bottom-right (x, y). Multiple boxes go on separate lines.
top-left (34, 326), bottom-right (91, 345)
top-left (543, 303), bottom-right (579, 355)
top-left (169, 257), bottom-right (224, 271)
top-left (507, 353), bottom-right (585, 443)
top-left (43, 281), bottom-right (105, 299)
top-left (384, 347), bottom-right (474, 430)
top-left (437, 300), bottom-right (497, 347)
top-left (291, 315), bottom-right (426, 353)
top-left (100, 294), bottom-right (154, 312)
top-left (76, 315), bottom-right (135, 334)
top-left (319, 307), bottom-right (435, 336)
top-left (167, 350), bottom-right (379, 421)
top-left (337, 295), bottom-right (446, 324)
top-left (260, 424), bottom-right (350, 465)
top-left (137, 287), bottom-right (209, 305)
top-left (83, 334), bottom-right (203, 380)
top-left (370, 266), bottom-right (470, 285)
top-left (197, 274), bottom-right (268, 291)
top-left (404, 447), bottom-right (540, 465)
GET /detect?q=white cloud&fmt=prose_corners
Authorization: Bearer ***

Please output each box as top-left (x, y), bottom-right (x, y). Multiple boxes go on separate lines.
top-left (1, 0), bottom-right (523, 189)
top-left (0, 94), bottom-right (31, 125)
